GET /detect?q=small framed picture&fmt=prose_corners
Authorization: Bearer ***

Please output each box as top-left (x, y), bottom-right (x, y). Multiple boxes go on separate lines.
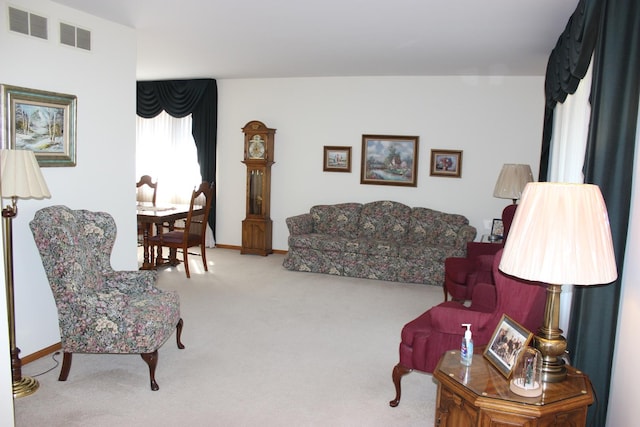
top-left (491, 219), bottom-right (504, 238)
top-left (323, 146), bottom-right (352, 172)
top-left (430, 149), bottom-right (462, 178)
top-left (1, 84), bottom-right (77, 167)
top-left (360, 134), bottom-right (419, 187)
top-left (484, 314), bottom-right (534, 379)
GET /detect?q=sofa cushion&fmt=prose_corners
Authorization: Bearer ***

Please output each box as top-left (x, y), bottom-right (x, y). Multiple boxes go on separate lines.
top-left (288, 234), bottom-right (350, 252)
top-left (358, 200), bottom-right (411, 241)
top-left (345, 238), bottom-right (399, 256)
top-left (310, 203), bottom-right (362, 239)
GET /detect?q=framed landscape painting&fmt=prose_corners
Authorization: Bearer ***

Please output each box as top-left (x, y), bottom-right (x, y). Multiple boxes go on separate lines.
top-left (360, 134), bottom-right (418, 187)
top-left (1, 84), bottom-right (77, 167)
top-left (323, 145), bottom-right (351, 172)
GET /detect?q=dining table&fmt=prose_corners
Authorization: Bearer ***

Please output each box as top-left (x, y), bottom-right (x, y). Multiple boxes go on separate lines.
top-left (137, 202), bottom-right (204, 270)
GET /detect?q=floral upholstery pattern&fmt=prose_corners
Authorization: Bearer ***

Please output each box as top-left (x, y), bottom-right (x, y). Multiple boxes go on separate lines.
top-left (29, 205), bottom-right (181, 354)
top-left (283, 200), bottom-right (476, 286)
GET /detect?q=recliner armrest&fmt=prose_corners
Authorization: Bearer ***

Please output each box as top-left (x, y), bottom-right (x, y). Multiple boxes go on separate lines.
top-left (428, 303), bottom-right (494, 335)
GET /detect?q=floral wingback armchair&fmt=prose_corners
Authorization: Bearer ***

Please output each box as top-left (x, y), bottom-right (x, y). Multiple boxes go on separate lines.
top-left (29, 205), bottom-right (184, 390)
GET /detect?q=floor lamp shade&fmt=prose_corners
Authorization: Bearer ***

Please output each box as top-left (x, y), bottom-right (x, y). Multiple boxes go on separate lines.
top-left (1, 149), bottom-right (50, 398)
top-left (493, 164), bottom-right (534, 203)
top-left (499, 182), bottom-right (617, 383)
top-left (1, 149), bottom-right (51, 199)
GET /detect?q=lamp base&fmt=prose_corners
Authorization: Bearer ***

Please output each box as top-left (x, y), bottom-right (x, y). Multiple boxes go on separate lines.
top-left (534, 334), bottom-right (567, 383)
top-left (13, 376), bottom-right (39, 398)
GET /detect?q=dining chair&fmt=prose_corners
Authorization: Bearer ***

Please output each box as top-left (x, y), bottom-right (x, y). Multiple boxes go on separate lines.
top-left (136, 175), bottom-right (158, 205)
top-left (149, 181), bottom-right (214, 278)
top-left (136, 175), bottom-right (158, 243)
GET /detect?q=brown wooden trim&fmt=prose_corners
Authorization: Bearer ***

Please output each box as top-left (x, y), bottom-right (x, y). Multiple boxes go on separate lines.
top-left (214, 244), bottom-right (287, 255)
top-left (22, 342), bottom-right (62, 365)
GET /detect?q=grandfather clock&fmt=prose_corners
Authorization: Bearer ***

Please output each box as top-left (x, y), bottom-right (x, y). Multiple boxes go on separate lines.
top-left (241, 120), bottom-right (275, 255)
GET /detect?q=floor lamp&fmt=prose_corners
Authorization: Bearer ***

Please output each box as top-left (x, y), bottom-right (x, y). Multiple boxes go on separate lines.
top-left (499, 182), bottom-right (617, 382)
top-left (1, 149), bottom-right (51, 398)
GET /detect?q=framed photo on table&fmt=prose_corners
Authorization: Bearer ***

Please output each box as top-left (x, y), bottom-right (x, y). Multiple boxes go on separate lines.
top-left (484, 314), bottom-right (534, 379)
top-left (1, 84), bottom-right (77, 167)
top-left (491, 219), bottom-right (504, 238)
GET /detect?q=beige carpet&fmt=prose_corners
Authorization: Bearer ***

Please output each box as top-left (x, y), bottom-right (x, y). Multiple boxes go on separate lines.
top-left (14, 248), bottom-right (441, 426)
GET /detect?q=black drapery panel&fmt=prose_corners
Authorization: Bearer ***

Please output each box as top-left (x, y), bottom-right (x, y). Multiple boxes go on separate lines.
top-left (136, 79), bottom-right (218, 237)
top-left (538, 0), bottom-right (603, 181)
top-left (569, 1), bottom-right (640, 425)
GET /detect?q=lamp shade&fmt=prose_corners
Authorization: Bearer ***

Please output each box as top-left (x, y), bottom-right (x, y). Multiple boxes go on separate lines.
top-left (1, 149), bottom-right (51, 199)
top-left (499, 182), bottom-right (617, 285)
top-left (493, 164), bottom-right (534, 201)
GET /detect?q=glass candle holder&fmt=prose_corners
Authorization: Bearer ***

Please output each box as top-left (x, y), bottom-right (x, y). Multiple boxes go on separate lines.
top-left (509, 346), bottom-right (543, 397)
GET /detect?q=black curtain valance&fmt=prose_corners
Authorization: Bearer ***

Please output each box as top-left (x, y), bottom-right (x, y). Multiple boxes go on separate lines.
top-left (137, 79), bottom-right (212, 118)
top-left (136, 79), bottom-right (218, 236)
top-left (539, 0), bottom-right (603, 180)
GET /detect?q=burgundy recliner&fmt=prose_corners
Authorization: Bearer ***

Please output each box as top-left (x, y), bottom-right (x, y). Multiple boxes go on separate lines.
top-left (389, 249), bottom-right (546, 407)
top-left (443, 204), bottom-right (517, 301)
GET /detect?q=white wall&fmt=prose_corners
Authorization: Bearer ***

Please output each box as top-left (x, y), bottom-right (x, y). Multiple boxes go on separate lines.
top-left (0, 1), bottom-right (136, 423)
top-left (216, 76), bottom-right (544, 250)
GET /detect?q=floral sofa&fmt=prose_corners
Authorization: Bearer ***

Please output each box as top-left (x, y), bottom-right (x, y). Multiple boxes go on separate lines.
top-left (282, 200), bottom-right (476, 287)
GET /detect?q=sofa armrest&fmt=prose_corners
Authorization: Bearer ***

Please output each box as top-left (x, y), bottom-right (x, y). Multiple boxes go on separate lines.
top-left (285, 213), bottom-right (314, 235)
top-left (455, 224), bottom-right (477, 249)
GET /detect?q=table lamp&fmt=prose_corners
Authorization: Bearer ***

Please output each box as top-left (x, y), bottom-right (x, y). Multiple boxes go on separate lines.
top-left (493, 164), bottom-right (534, 204)
top-left (1, 149), bottom-right (51, 397)
top-left (499, 182), bottom-right (617, 382)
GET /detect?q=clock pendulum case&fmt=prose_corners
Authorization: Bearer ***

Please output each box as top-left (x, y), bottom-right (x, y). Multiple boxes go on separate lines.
top-left (241, 120), bottom-right (276, 255)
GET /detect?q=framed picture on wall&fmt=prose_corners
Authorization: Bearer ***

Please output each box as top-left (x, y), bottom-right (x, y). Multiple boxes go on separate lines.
top-left (360, 134), bottom-right (419, 187)
top-left (323, 146), bottom-right (352, 172)
top-left (430, 149), bottom-right (462, 178)
top-left (1, 84), bottom-right (77, 167)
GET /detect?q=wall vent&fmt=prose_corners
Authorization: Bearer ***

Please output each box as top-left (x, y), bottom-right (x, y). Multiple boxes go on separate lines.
top-left (60, 22), bottom-right (91, 51)
top-left (8, 6), bottom-right (48, 40)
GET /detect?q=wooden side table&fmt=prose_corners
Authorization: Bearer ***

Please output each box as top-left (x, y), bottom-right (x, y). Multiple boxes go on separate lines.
top-left (433, 350), bottom-right (594, 426)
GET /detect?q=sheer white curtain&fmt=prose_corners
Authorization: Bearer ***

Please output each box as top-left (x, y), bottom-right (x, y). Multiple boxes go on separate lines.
top-left (546, 60), bottom-right (593, 338)
top-left (136, 111), bottom-right (202, 204)
top-left (548, 60), bottom-right (593, 183)
top-left (136, 111), bottom-right (214, 246)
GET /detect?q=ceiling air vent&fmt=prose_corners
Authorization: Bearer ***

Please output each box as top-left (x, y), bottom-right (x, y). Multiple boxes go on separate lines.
top-left (8, 6), bottom-right (48, 39)
top-left (60, 22), bottom-right (91, 51)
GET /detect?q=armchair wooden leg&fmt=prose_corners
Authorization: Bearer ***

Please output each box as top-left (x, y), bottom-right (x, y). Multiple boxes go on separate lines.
top-left (176, 318), bottom-right (185, 349)
top-left (389, 363), bottom-right (412, 407)
top-left (141, 351), bottom-right (159, 391)
top-left (58, 352), bottom-right (72, 381)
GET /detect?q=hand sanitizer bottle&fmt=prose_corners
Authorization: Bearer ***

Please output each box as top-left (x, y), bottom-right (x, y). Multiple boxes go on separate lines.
top-left (461, 324), bottom-right (474, 366)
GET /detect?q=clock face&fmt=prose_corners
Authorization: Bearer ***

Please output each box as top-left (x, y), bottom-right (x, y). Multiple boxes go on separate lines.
top-left (248, 135), bottom-right (265, 159)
